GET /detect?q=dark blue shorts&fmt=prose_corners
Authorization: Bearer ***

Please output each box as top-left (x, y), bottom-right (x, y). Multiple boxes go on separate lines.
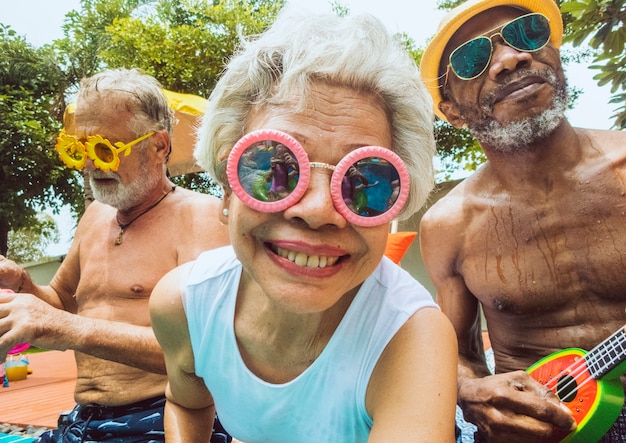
top-left (35, 396), bottom-right (231, 443)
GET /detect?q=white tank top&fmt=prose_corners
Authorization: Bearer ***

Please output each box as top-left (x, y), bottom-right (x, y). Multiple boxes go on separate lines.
top-left (183, 245), bottom-right (438, 443)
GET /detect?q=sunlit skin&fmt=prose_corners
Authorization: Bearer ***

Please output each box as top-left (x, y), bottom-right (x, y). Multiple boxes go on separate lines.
top-left (76, 94), bottom-right (165, 211)
top-left (229, 90), bottom-right (390, 319)
top-left (0, 90), bottom-right (229, 406)
top-left (420, 6), bottom-right (626, 443)
top-left (150, 82), bottom-right (458, 442)
top-left (440, 7), bottom-right (565, 129)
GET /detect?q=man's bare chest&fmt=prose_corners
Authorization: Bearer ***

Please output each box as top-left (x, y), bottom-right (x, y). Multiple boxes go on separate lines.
top-left (76, 235), bottom-right (178, 303)
top-left (459, 189), bottom-right (626, 312)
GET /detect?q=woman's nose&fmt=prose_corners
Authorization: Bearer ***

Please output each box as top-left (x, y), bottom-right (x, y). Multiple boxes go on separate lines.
top-left (283, 169), bottom-right (348, 230)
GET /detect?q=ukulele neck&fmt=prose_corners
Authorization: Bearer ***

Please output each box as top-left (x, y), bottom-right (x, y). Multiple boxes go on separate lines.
top-left (586, 328), bottom-right (626, 380)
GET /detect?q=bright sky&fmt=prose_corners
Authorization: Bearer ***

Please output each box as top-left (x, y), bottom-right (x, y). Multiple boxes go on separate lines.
top-left (1, 0), bottom-right (617, 254)
top-left (2, 0), bottom-right (615, 130)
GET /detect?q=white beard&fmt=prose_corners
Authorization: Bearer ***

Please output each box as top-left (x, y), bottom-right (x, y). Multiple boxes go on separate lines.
top-left (462, 69), bottom-right (568, 154)
top-left (90, 152), bottom-right (161, 210)
top-left (471, 100), bottom-right (566, 154)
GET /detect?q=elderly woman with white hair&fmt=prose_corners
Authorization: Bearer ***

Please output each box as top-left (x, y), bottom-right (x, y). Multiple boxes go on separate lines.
top-left (150, 7), bottom-right (458, 443)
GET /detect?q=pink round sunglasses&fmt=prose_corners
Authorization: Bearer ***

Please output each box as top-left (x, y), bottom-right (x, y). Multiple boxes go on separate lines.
top-left (226, 129), bottom-right (410, 227)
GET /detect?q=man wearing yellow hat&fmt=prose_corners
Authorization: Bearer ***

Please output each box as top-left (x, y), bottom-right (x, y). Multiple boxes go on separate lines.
top-left (419, 0), bottom-right (626, 442)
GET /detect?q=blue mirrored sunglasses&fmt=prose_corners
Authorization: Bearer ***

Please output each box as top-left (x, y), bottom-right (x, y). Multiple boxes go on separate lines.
top-left (447, 13), bottom-right (551, 81)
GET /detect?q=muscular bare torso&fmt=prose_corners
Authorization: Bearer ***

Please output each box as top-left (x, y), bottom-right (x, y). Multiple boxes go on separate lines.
top-left (430, 128), bottom-right (626, 374)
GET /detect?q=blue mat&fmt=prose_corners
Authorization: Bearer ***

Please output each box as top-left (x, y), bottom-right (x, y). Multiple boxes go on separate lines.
top-left (0, 433), bottom-right (36, 442)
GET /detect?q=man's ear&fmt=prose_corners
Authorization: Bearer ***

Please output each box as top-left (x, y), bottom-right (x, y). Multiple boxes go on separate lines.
top-left (438, 100), bottom-right (466, 129)
top-left (153, 130), bottom-right (171, 161)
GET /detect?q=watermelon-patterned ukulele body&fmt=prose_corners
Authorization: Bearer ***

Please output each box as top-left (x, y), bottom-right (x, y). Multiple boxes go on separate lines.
top-left (527, 326), bottom-right (626, 443)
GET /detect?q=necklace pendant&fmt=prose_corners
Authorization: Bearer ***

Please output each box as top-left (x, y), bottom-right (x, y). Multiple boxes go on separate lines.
top-left (115, 230), bottom-right (124, 246)
top-left (113, 186), bottom-right (176, 247)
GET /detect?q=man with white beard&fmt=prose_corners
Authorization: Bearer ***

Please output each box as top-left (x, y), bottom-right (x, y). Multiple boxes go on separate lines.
top-left (418, 0), bottom-right (626, 442)
top-left (0, 68), bottom-right (231, 443)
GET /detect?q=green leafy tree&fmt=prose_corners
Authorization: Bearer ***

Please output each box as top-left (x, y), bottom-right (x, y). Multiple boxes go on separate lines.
top-left (55, 0), bottom-right (150, 86)
top-left (7, 213), bottom-right (60, 264)
top-left (102, 0), bottom-right (284, 97)
top-left (0, 0), bottom-right (284, 257)
top-left (55, 0), bottom-right (285, 196)
top-left (0, 25), bottom-right (83, 257)
top-left (562, 0), bottom-right (626, 128)
top-left (100, 0), bottom-right (285, 193)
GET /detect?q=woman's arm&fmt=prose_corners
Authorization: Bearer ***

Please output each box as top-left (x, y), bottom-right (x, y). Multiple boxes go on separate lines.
top-left (366, 307), bottom-right (458, 442)
top-left (150, 263), bottom-right (216, 443)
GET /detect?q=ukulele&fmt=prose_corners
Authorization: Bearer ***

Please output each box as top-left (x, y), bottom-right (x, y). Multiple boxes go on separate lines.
top-left (527, 326), bottom-right (626, 443)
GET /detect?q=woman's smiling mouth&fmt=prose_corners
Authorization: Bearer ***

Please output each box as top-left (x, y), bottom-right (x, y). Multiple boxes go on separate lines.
top-left (273, 245), bottom-right (341, 268)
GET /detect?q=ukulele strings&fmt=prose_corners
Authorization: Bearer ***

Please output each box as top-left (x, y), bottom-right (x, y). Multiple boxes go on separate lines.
top-left (541, 328), bottom-right (626, 396)
top-left (543, 330), bottom-right (624, 392)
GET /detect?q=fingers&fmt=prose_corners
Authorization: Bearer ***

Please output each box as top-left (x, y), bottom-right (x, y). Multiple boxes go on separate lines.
top-left (0, 291), bottom-right (30, 360)
top-left (491, 373), bottom-right (576, 431)
top-left (460, 372), bottom-right (577, 442)
top-left (0, 257), bottom-right (25, 291)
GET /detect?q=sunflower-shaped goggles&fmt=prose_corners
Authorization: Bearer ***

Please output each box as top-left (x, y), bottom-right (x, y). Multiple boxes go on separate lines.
top-left (55, 130), bottom-right (155, 172)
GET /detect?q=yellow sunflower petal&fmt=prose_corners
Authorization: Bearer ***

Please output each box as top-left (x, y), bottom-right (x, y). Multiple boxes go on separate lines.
top-left (55, 136), bottom-right (86, 169)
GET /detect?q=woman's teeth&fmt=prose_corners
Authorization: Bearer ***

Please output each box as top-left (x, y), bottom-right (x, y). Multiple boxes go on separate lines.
top-left (275, 246), bottom-right (339, 268)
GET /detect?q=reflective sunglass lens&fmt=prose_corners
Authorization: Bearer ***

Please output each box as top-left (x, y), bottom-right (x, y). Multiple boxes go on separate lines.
top-left (502, 14), bottom-right (550, 51)
top-left (342, 157), bottom-right (400, 217)
top-left (65, 140), bottom-right (85, 162)
top-left (450, 37), bottom-right (492, 80)
top-left (93, 143), bottom-right (116, 163)
top-left (450, 14), bottom-right (550, 81)
top-left (237, 141), bottom-right (300, 203)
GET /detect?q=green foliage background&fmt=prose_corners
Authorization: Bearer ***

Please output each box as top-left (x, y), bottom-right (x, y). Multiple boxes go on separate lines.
top-left (0, 25), bottom-right (83, 258)
top-left (0, 0), bottom-right (284, 259)
top-left (0, 0), bottom-right (623, 258)
top-left (561, 0), bottom-right (626, 129)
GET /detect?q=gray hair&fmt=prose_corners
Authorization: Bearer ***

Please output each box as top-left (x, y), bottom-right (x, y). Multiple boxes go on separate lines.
top-left (195, 9), bottom-right (436, 219)
top-left (77, 68), bottom-right (174, 137)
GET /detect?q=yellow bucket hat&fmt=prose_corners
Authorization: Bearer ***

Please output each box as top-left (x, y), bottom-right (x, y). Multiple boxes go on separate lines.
top-left (420, 0), bottom-right (563, 122)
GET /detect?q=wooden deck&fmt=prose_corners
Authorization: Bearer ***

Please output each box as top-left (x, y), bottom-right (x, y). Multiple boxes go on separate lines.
top-left (1, 350), bottom-right (76, 429)
top-left (1, 335), bottom-right (492, 437)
